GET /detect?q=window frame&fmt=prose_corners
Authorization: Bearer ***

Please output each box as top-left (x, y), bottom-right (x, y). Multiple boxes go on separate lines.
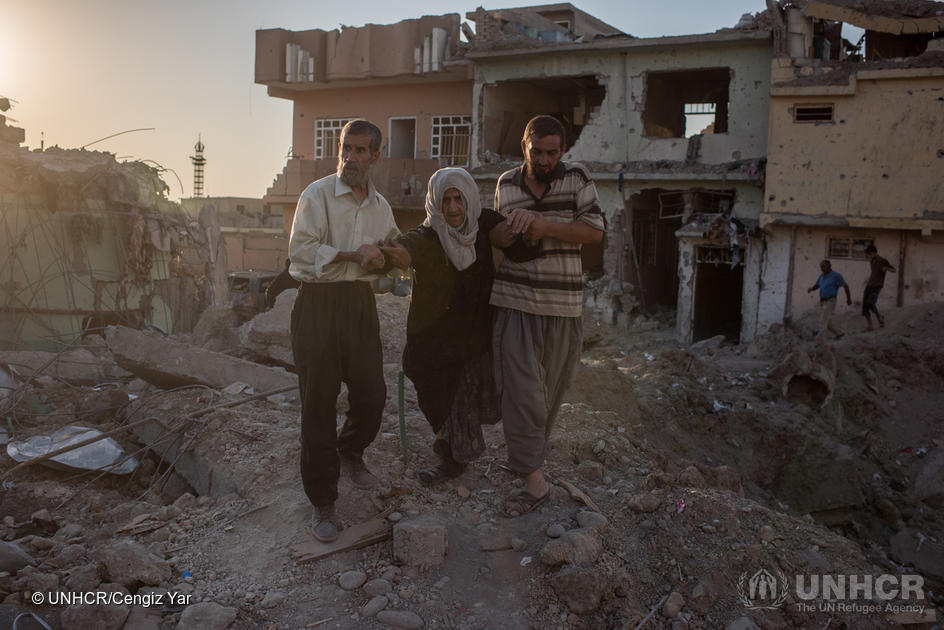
top-left (314, 118), bottom-right (353, 159)
top-left (431, 115), bottom-right (472, 167)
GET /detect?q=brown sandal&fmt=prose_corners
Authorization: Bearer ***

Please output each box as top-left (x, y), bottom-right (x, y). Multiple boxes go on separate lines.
top-left (504, 488), bottom-right (549, 517)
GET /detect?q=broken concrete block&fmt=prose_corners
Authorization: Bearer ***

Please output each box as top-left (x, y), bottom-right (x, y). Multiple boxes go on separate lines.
top-left (890, 528), bottom-right (944, 581)
top-left (539, 528), bottom-right (602, 566)
top-left (237, 289), bottom-right (294, 366)
top-left (393, 516), bottom-right (447, 566)
top-left (59, 582), bottom-right (130, 630)
top-left (105, 325), bottom-right (294, 391)
top-left (190, 305), bottom-right (242, 352)
top-left (549, 566), bottom-right (606, 614)
top-left (0, 541), bottom-right (34, 573)
top-left (175, 601), bottom-right (237, 630)
top-left (0, 348), bottom-right (131, 385)
top-left (99, 540), bottom-right (172, 588)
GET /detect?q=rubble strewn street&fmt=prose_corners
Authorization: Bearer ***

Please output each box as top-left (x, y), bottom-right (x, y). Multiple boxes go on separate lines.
top-left (0, 293), bottom-right (940, 629)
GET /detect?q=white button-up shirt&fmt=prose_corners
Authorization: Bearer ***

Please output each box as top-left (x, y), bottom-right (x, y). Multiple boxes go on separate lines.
top-left (288, 174), bottom-right (399, 283)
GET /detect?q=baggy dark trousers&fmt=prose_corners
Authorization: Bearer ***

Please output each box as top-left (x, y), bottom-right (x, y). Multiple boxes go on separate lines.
top-left (291, 281), bottom-right (386, 507)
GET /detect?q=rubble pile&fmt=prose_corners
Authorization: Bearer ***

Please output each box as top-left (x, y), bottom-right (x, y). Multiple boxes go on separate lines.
top-left (0, 295), bottom-right (940, 629)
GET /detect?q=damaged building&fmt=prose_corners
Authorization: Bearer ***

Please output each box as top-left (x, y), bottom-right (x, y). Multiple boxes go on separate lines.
top-left (254, 14), bottom-right (475, 232)
top-left (255, 1), bottom-right (943, 345)
top-left (0, 144), bottom-right (225, 349)
top-left (758, 0), bottom-right (944, 331)
top-left (464, 3), bottom-right (773, 343)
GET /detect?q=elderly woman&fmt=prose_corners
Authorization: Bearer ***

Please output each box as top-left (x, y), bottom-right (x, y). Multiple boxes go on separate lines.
top-left (381, 168), bottom-right (504, 485)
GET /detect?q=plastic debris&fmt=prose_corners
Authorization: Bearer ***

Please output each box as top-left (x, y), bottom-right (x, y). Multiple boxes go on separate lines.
top-left (7, 425), bottom-right (138, 475)
top-left (519, 556), bottom-right (533, 566)
top-left (644, 353), bottom-right (655, 361)
top-left (676, 498), bottom-right (686, 514)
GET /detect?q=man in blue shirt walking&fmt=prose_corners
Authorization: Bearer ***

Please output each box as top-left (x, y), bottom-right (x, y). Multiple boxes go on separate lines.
top-left (807, 259), bottom-right (852, 340)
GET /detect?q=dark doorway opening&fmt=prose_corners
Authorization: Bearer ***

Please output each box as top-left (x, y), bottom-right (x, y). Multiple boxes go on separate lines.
top-left (692, 246), bottom-right (744, 343)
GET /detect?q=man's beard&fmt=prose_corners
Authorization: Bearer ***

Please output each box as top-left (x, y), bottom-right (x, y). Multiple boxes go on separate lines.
top-left (337, 161), bottom-right (368, 187)
top-left (525, 160), bottom-right (555, 183)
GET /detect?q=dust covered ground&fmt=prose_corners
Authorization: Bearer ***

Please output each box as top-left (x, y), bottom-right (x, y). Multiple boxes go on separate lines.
top-left (0, 293), bottom-right (942, 630)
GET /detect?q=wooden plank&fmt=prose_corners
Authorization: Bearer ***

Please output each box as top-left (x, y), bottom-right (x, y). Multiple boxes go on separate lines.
top-left (292, 518), bottom-right (391, 564)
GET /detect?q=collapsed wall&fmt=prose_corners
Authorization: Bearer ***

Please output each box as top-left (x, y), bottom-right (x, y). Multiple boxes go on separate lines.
top-left (0, 144), bottom-right (223, 350)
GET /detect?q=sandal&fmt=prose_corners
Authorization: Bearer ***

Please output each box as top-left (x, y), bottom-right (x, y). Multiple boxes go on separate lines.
top-left (504, 488), bottom-right (550, 517)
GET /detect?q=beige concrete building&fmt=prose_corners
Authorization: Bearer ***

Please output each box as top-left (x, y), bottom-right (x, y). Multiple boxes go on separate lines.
top-left (181, 196), bottom-right (287, 273)
top-left (758, 0), bottom-right (944, 334)
top-left (464, 5), bottom-right (774, 343)
top-left (255, 14), bottom-right (475, 232)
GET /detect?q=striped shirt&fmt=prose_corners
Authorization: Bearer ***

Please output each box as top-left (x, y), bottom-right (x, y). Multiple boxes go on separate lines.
top-left (490, 162), bottom-right (605, 317)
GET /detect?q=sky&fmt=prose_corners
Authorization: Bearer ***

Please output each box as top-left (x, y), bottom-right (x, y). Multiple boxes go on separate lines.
top-left (2, 0), bottom-right (767, 201)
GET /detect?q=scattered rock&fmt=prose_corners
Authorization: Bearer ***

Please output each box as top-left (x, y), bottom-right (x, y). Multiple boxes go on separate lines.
top-left (759, 525), bottom-right (775, 543)
top-left (363, 578), bottom-right (392, 596)
top-left (546, 523), bottom-right (566, 538)
top-left (100, 540), bottom-right (171, 588)
top-left (66, 563), bottom-right (103, 591)
top-left (338, 570), bottom-right (368, 591)
top-left (0, 541), bottom-right (34, 573)
top-left (376, 609), bottom-right (425, 629)
top-left (260, 590), bottom-right (286, 608)
top-left (363, 595), bottom-right (388, 617)
top-left (726, 617), bottom-right (761, 630)
top-left (914, 449), bottom-right (944, 507)
top-left (550, 566), bottom-right (607, 614)
top-left (677, 465), bottom-right (706, 487)
top-left (577, 460), bottom-right (604, 482)
top-left (689, 579), bottom-right (715, 613)
top-left (539, 528), bottom-right (603, 566)
top-left (59, 582), bottom-right (130, 630)
top-left (393, 516), bottom-right (448, 567)
top-left (175, 602), bottom-right (237, 630)
top-left (575, 511), bottom-right (608, 531)
top-left (628, 493), bottom-right (661, 513)
top-left (511, 538), bottom-right (527, 552)
top-left (662, 591), bottom-right (684, 618)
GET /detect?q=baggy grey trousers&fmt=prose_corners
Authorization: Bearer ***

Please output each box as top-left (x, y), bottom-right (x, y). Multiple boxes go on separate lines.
top-left (493, 306), bottom-right (582, 474)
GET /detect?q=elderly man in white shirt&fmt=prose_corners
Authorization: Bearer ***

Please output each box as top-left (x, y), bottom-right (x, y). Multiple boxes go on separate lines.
top-left (288, 119), bottom-right (399, 542)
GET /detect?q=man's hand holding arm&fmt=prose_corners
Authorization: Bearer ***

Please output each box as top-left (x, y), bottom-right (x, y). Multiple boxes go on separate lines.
top-left (524, 213), bottom-right (603, 244)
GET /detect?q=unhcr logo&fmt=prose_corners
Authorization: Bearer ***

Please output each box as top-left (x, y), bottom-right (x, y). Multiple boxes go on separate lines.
top-left (736, 568), bottom-right (789, 610)
top-left (737, 569), bottom-right (928, 615)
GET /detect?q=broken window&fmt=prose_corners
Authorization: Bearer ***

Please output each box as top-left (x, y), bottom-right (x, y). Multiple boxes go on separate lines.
top-left (314, 118), bottom-right (352, 159)
top-left (388, 118), bottom-right (416, 159)
top-left (657, 190), bottom-right (734, 221)
top-left (431, 116), bottom-right (471, 166)
top-left (827, 236), bottom-right (874, 260)
top-left (480, 75), bottom-right (605, 158)
top-left (794, 104), bottom-right (833, 123)
top-left (643, 68), bottom-right (730, 138)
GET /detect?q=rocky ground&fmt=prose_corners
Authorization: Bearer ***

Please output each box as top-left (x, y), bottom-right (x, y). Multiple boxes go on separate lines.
top-left (0, 290), bottom-right (941, 630)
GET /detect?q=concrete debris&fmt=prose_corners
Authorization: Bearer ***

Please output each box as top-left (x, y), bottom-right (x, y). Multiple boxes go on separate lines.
top-left (237, 288), bottom-right (295, 366)
top-left (175, 602), bottom-right (237, 630)
top-left (549, 566), bottom-right (608, 615)
top-left (538, 527), bottom-right (603, 566)
top-left (99, 540), bottom-right (172, 588)
top-left (59, 582), bottom-right (130, 630)
top-left (0, 349), bottom-right (131, 385)
top-left (0, 541), bottom-right (35, 573)
top-left (105, 325), bottom-right (294, 391)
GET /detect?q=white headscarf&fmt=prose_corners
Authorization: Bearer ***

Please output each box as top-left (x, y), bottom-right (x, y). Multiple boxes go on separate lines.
top-left (423, 167), bottom-right (482, 271)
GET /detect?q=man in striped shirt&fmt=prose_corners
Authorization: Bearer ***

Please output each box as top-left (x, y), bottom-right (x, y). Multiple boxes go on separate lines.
top-left (489, 115), bottom-right (605, 516)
